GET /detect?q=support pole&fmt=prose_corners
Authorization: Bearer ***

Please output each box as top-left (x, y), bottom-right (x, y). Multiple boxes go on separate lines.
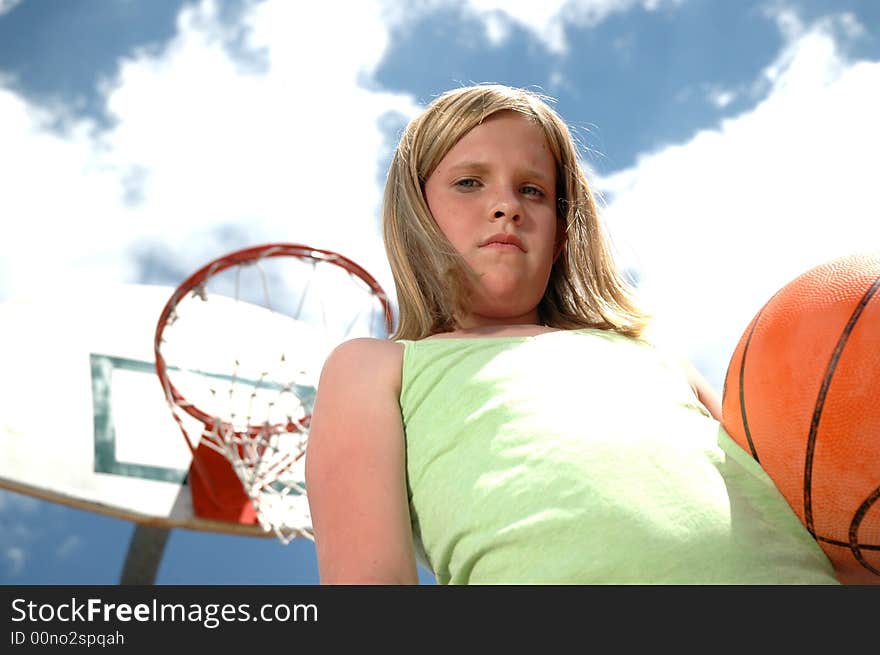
top-left (119, 524), bottom-right (170, 585)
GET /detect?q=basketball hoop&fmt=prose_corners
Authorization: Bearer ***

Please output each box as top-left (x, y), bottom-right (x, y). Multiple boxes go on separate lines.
top-left (154, 243), bottom-right (394, 544)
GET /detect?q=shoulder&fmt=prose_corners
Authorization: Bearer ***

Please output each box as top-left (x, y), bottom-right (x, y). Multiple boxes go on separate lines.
top-left (327, 336), bottom-right (404, 358)
top-left (683, 362), bottom-right (722, 421)
top-left (308, 337), bottom-right (407, 461)
top-left (308, 338), bottom-right (407, 460)
top-left (632, 329), bottom-right (722, 421)
top-left (318, 337), bottom-right (404, 396)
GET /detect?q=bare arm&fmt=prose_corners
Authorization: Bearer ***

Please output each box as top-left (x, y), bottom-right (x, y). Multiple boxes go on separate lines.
top-left (304, 338), bottom-right (418, 584)
top-left (684, 361), bottom-right (722, 422)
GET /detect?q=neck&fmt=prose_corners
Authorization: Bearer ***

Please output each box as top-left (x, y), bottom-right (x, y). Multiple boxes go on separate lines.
top-left (453, 310), bottom-right (541, 332)
top-left (428, 322), bottom-right (559, 340)
top-left (442, 312), bottom-right (550, 338)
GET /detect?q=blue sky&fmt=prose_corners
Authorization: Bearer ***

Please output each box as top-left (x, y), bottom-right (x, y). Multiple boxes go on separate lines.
top-left (1, 0), bottom-right (878, 584)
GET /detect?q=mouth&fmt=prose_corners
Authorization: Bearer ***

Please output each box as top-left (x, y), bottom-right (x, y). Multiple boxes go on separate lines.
top-left (480, 233), bottom-right (526, 252)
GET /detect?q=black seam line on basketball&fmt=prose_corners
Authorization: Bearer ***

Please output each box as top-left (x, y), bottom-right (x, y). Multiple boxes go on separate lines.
top-left (738, 304), bottom-right (770, 463)
top-left (804, 273), bottom-right (880, 536)
top-left (849, 486), bottom-right (880, 576)
top-left (815, 535), bottom-right (880, 551)
top-left (738, 310), bottom-right (767, 462)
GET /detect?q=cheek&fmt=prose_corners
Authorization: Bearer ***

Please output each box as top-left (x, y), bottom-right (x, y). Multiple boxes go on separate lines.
top-left (538, 216), bottom-right (563, 255)
top-left (430, 208), bottom-right (457, 243)
top-left (423, 179), bottom-right (447, 221)
top-left (429, 199), bottom-right (473, 246)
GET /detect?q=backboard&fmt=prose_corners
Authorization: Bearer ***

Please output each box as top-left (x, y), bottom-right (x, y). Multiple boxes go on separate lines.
top-left (0, 282), bottom-right (325, 537)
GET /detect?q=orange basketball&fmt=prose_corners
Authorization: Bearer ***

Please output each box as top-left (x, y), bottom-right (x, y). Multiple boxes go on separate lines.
top-left (721, 251), bottom-right (880, 584)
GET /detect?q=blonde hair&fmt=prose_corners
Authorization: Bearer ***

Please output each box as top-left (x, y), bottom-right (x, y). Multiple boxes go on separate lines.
top-left (382, 83), bottom-right (649, 340)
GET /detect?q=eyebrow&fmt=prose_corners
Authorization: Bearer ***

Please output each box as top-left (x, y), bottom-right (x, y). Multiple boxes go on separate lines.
top-left (446, 160), bottom-right (554, 183)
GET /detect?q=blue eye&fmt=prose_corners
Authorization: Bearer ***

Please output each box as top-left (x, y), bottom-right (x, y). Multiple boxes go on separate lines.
top-left (455, 178), bottom-right (480, 189)
top-left (522, 185), bottom-right (545, 197)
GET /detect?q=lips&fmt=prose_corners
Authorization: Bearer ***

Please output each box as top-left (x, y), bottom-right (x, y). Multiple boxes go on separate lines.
top-left (480, 233), bottom-right (526, 252)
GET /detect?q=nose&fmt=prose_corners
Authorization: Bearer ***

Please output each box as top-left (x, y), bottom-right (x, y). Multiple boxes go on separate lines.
top-left (490, 193), bottom-right (522, 223)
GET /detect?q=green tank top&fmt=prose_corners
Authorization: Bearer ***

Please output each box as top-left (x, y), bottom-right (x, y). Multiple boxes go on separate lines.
top-left (398, 328), bottom-right (839, 584)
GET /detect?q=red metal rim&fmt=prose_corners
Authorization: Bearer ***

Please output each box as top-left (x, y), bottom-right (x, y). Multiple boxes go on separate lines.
top-left (154, 242), bottom-right (394, 437)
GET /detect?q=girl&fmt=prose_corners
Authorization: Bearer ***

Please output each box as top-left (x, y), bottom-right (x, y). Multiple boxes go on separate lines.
top-left (305, 84), bottom-right (839, 585)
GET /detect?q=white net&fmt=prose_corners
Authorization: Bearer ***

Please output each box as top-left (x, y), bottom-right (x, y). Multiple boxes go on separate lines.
top-left (156, 246), bottom-right (391, 544)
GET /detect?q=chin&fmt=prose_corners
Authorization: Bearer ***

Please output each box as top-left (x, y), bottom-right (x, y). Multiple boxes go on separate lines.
top-left (473, 277), bottom-right (546, 311)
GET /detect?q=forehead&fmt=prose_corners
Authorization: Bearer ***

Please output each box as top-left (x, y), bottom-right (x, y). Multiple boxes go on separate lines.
top-left (441, 110), bottom-right (555, 169)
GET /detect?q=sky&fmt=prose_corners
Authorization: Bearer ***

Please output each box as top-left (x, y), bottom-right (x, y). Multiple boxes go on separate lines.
top-left (0, 0), bottom-right (878, 585)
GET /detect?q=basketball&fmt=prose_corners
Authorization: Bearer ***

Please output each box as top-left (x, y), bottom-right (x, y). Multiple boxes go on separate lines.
top-left (721, 251), bottom-right (880, 584)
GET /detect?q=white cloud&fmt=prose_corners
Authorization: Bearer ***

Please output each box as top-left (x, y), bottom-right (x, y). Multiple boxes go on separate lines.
top-left (0, 0), bottom-right (21, 18)
top-left (0, 0), bottom-right (420, 302)
top-left (0, 87), bottom-right (131, 298)
top-left (0, 490), bottom-right (40, 514)
top-left (4, 547), bottom-right (25, 576)
top-left (55, 535), bottom-right (82, 560)
top-left (707, 87), bottom-right (736, 108)
top-left (598, 16), bottom-right (880, 389)
top-left (461, 0), bottom-right (683, 54)
top-left (0, 491), bottom-right (37, 578)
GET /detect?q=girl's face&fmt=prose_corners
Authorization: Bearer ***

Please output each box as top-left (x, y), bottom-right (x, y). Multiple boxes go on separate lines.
top-left (424, 110), bottom-right (562, 328)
